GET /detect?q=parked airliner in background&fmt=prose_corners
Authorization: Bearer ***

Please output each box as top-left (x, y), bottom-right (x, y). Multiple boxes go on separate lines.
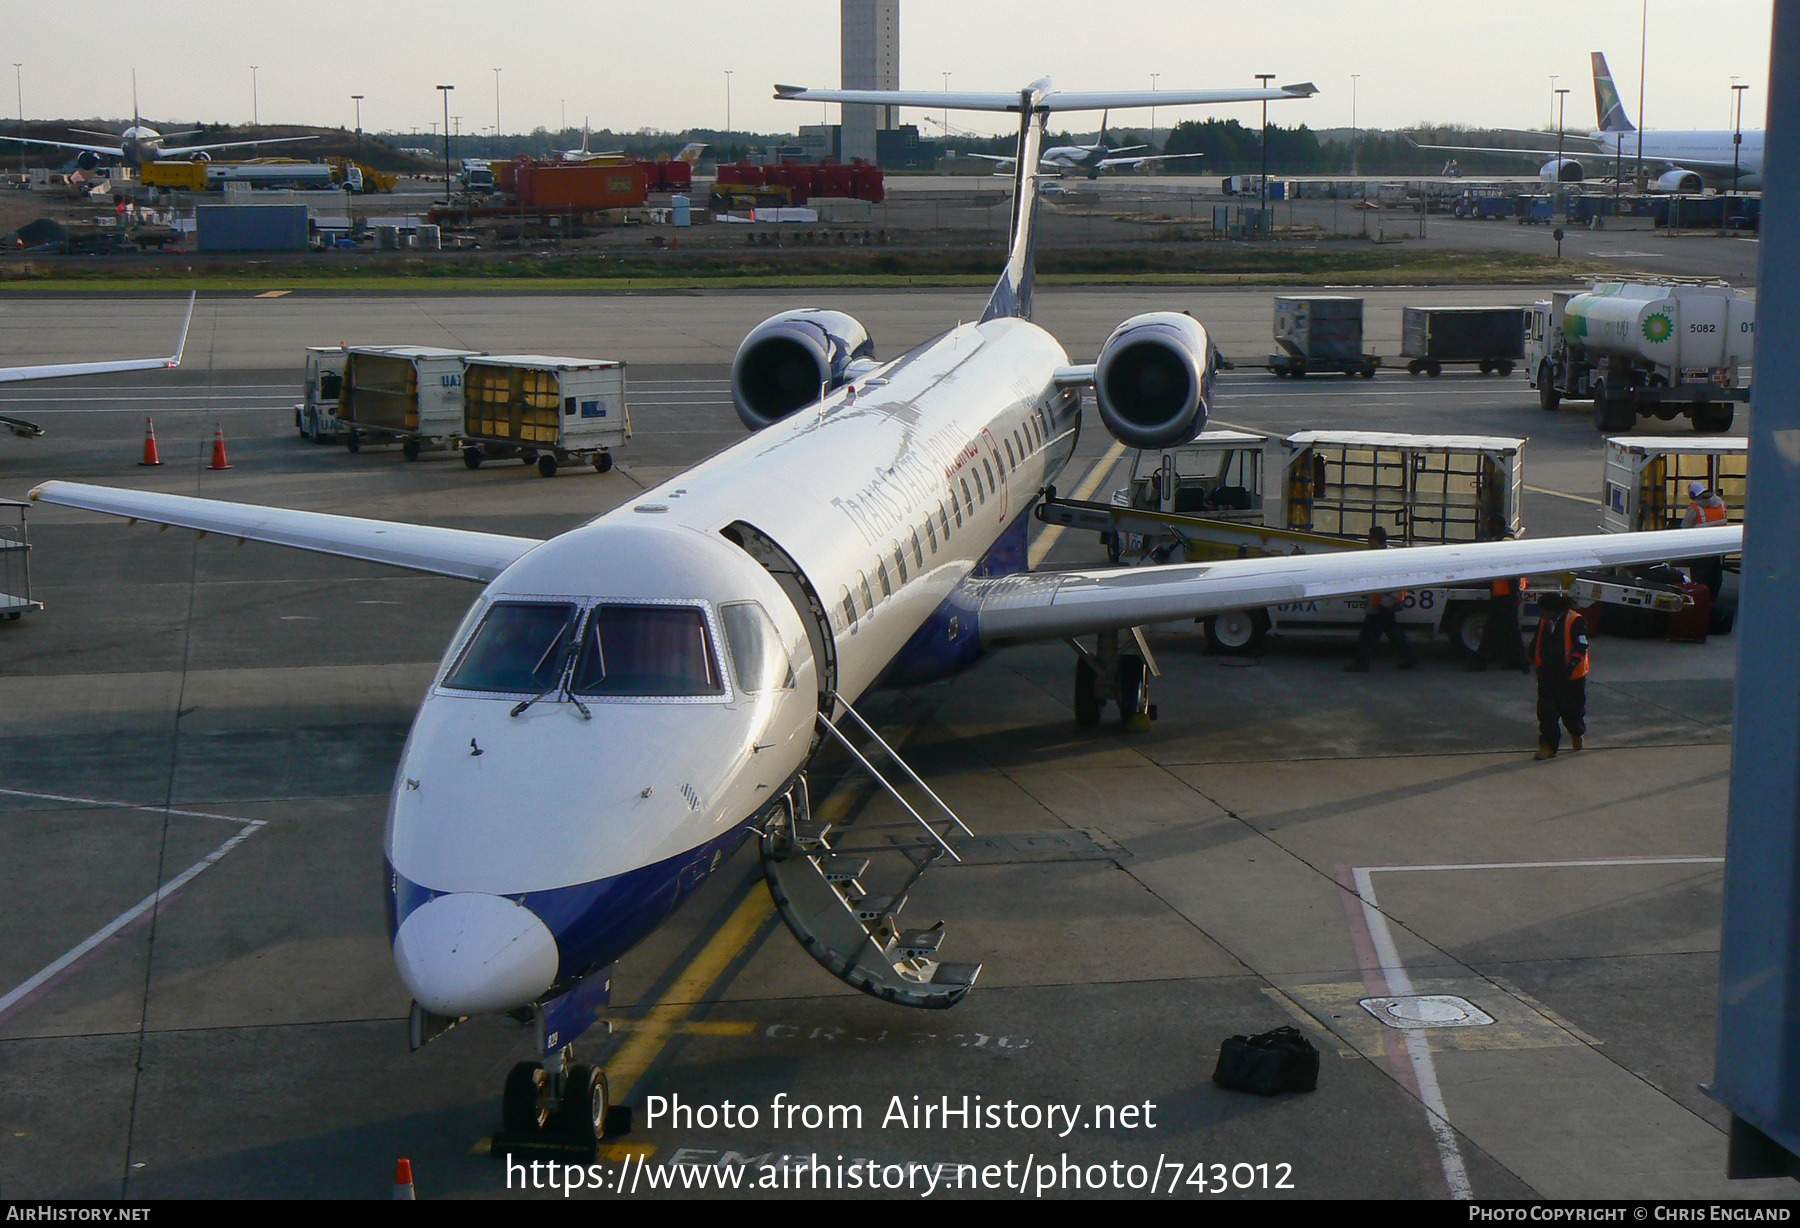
top-left (559, 128), bottom-right (708, 166)
top-left (0, 293), bottom-right (192, 437)
top-left (1412, 52), bottom-right (1764, 192)
top-left (968, 111), bottom-right (1209, 177)
top-left (2, 73), bottom-right (316, 169)
top-left (29, 77), bottom-right (1740, 1146)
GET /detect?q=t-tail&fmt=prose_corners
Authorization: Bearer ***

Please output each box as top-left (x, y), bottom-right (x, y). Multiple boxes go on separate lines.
top-left (1592, 52), bottom-right (1636, 133)
top-left (984, 80), bottom-right (1051, 322)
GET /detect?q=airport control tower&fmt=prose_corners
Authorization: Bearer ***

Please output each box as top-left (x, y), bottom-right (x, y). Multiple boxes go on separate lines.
top-left (841, 0), bottom-right (899, 164)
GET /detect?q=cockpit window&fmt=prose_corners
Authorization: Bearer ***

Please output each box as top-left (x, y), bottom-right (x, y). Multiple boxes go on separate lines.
top-left (570, 604), bottom-right (724, 697)
top-left (443, 602), bottom-right (578, 693)
top-left (720, 602), bottom-right (794, 693)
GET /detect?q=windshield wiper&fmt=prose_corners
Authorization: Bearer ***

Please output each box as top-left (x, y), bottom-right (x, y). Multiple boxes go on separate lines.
top-left (510, 683), bottom-right (592, 720)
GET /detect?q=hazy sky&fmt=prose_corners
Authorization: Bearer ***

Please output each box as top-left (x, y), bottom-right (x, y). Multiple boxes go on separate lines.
top-left (4, 1), bottom-right (1775, 137)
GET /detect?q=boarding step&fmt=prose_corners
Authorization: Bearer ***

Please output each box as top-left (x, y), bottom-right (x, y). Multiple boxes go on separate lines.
top-left (794, 818), bottom-right (835, 848)
top-left (853, 892), bottom-right (906, 923)
top-left (818, 854), bottom-right (870, 883)
top-left (895, 928), bottom-right (944, 959)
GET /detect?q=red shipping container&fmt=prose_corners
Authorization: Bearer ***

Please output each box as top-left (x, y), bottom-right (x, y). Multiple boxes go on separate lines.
top-left (851, 165), bottom-right (885, 204)
top-left (657, 160), bottom-right (693, 192)
top-left (819, 163), bottom-right (855, 198)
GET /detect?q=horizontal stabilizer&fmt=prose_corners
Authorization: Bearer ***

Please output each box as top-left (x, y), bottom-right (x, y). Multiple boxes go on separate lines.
top-left (774, 82), bottom-right (1315, 113)
top-left (29, 481), bottom-right (540, 582)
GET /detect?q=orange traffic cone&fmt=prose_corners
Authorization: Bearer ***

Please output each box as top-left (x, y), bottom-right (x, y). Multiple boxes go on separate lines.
top-left (392, 1158), bottom-right (415, 1200)
top-left (137, 417), bottom-right (162, 466)
top-left (207, 423), bottom-right (232, 471)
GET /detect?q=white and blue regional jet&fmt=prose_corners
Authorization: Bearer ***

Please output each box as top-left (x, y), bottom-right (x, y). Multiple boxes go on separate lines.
top-left (29, 79), bottom-right (1742, 1144)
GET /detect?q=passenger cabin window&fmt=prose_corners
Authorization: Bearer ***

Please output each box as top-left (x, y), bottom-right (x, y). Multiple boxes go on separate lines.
top-left (894, 545), bottom-right (908, 584)
top-left (842, 589), bottom-right (858, 631)
top-left (958, 480), bottom-right (972, 520)
top-left (938, 504), bottom-right (952, 540)
top-left (982, 457), bottom-right (997, 493)
top-left (910, 528), bottom-right (923, 567)
top-left (1004, 439), bottom-right (1016, 470)
top-left (571, 604), bottom-right (723, 697)
top-left (444, 602), bottom-right (577, 693)
top-left (876, 557), bottom-right (892, 598)
top-left (926, 516), bottom-right (938, 553)
top-left (860, 573), bottom-right (875, 612)
top-left (720, 602), bottom-right (794, 693)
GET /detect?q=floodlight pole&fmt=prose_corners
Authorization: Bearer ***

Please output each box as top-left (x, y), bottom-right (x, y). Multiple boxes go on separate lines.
top-left (1555, 87), bottom-right (1569, 219)
top-left (351, 94), bottom-right (363, 145)
top-left (12, 64), bottom-right (20, 180)
top-left (1351, 73), bottom-right (1360, 177)
top-left (1732, 81), bottom-right (1749, 231)
top-left (438, 85), bottom-right (454, 199)
top-left (250, 66), bottom-right (259, 127)
top-left (1256, 72), bottom-right (1275, 233)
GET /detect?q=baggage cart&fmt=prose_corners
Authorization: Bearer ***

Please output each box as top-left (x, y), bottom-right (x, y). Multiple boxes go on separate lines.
top-left (0, 500), bottom-right (41, 621)
top-left (1400, 306), bottom-right (1526, 376)
top-left (460, 355), bottom-right (629, 478)
top-left (336, 346), bottom-right (483, 460)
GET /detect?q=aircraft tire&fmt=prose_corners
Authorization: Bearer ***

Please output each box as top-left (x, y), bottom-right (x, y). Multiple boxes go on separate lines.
top-left (555, 1065), bottom-right (609, 1140)
top-left (502, 1062), bottom-right (551, 1135)
top-left (1073, 658), bottom-right (1101, 728)
top-left (1117, 653), bottom-right (1147, 728)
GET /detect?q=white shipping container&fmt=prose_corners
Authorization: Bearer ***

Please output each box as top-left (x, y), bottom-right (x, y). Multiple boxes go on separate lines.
top-left (461, 355), bottom-right (629, 477)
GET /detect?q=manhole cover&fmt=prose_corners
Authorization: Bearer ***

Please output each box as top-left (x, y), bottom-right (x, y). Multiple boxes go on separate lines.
top-left (1359, 995), bottom-right (1495, 1029)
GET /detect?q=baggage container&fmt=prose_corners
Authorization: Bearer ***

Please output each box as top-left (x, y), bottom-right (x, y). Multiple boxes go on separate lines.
top-left (1268, 296), bottom-right (1378, 377)
top-left (1400, 306), bottom-right (1526, 376)
top-left (194, 204), bottom-right (310, 252)
top-left (337, 345), bottom-right (483, 459)
top-left (460, 355), bottom-right (629, 478)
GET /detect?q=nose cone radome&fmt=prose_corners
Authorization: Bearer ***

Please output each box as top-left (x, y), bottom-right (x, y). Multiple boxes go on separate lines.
top-left (393, 893), bottom-right (559, 1016)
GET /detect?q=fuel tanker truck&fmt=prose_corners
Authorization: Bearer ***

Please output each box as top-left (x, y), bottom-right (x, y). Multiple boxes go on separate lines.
top-left (1526, 281), bottom-right (1753, 433)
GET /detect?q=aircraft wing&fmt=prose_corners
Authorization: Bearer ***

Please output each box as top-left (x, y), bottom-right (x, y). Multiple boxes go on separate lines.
top-left (0, 293), bottom-right (194, 384)
top-left (1403, 134), bottom-right (1603, 160)
top-left (1, 134), bottom-right (126, 158)
top-left (163, 135), bottom-right (319, 157)
top-left (27, 482), bottom-right (541, 582)
top-left (1095, 153), bottom-right (1202, 171)
top-left (774, 83), bottom-right (1315, 113)
top-left (971, 526), bottom-right (1742, 644)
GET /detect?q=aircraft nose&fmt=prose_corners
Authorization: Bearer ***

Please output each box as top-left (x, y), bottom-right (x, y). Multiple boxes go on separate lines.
top-left (393, 893), bottom-right (559, 1016)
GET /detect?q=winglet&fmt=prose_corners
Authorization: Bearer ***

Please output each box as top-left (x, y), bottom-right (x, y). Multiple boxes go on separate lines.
top-left (1281, 82), bottom-right (1319, 98)
top-left (166, 292), bottom-right (195, 369)
top-left (773, 84), bottom-right (808, 99)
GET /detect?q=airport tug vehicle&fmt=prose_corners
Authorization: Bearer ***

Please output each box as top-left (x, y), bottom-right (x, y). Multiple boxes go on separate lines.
top-left (27, 79), bottom-right (1742, 1155)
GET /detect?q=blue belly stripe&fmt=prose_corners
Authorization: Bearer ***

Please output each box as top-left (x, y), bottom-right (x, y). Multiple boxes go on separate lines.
top-left (387, 816), bottom-right (759, 992)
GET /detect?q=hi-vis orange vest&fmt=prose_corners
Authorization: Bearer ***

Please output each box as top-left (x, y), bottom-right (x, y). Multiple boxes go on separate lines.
top-left (1532, 614), bottom-right (1590, 680)
top-left (1491, 575), bottom-right (1526, 598)
top-left (1691, 500), bottom-right (1727, 524)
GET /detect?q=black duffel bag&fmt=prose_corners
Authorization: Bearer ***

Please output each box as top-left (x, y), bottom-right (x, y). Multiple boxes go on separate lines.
top-left (1212, 1026), bottom-right (1320, 1096)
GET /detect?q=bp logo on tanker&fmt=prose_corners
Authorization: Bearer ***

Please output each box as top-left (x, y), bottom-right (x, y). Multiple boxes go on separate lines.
top-left (1642, 311), bottom-right (1674, 344)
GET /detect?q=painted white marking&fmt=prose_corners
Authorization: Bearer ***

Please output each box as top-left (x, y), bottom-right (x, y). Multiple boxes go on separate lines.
top-left (0, 786), bottom-right (255, 826)
top-left (0, 819), bottom-right (266, 1024)
top-left (1351, 854), bottom-right (1725, 1199)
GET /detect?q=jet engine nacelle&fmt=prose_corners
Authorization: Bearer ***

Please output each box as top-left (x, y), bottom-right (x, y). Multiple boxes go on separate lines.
top-left (1540, 158), bottom-right (1585, 183)
top-left (191, 151), bottom-right (212, 162)
top-left (75, 152), bottom-right (100, 171)
top-left (731, 309), bottom-right (876, 431)
top-left (1093, 312), bottom-right (1214, 449)
top-left (1653, 169), bottom-right (1705, 194)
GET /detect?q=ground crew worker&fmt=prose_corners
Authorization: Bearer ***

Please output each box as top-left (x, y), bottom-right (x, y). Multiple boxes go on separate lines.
top-left (1681, 479), bottom-right (1727, 598)
top-left (1345, 526), bottom-right (1419, 672)
top-left (1468, 514), bottom-right (1529, 673)
top-left (1530, 590), bottom-right (1590, 759)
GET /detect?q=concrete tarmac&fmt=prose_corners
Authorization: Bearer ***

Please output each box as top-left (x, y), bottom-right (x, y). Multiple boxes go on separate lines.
top-left (0, 289), bottom-right (1781, 1199)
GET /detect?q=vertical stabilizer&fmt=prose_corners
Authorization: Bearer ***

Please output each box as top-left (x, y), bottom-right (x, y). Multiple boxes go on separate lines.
top-left (132, 69), bottom-right (140, 128)
top-left (1592, 52), bottom-right (1636, 133)
top-left (980, 80), bottom-right (1050, 323)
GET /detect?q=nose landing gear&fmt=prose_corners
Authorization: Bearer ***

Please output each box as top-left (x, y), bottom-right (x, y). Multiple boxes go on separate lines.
top-left (483, 971), bottom-right (626, 1158)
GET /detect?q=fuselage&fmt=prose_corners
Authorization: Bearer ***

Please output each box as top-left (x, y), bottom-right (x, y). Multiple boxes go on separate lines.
top-left (1584, 127), bottom-right (1765, 186)
top-left (386, 315), bottom-right (1085, 1018)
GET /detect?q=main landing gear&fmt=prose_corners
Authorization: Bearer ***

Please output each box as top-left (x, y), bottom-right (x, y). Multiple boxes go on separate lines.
top-left (1069, 628), bottom-right (1159, 731)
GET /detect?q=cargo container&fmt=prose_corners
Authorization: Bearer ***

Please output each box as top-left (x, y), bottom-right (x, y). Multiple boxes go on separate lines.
top-left (1400, 306), bottom-right (1526, 376)
top-left (195, 204), bottom-right (309, 252)
top-left (460, 355), bottom-right (628, 478)
top-left (515, 162), bottom-right (646, 210)
top-left (336, 345), bottom-right (483, 458)
top-left (141, 161), bottom-right (208, 191)
top-left (1267, 296), bottom-right (1379, 378)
